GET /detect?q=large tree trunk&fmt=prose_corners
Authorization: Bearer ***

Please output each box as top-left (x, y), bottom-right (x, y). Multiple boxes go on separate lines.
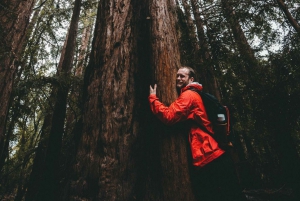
top-left (148, 0), bottom-right (195, 200)
top-left (71, 0), bottom-right (196, 200)
top-left (0, 0), bottom-right (35, 173)
top-left (71, 0), bottom-right (141, 200)
top-left (0, 0), bottom-right (44, 174)
top-left (25, 0), bottom-right (82, 200)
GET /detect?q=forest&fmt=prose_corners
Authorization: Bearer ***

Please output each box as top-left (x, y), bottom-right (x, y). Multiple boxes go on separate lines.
top-left (0, 0), bottom-right (300, 200)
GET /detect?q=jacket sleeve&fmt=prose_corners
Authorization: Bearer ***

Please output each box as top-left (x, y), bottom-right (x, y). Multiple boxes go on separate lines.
top-left (148, 92), bottom-right (193, 125)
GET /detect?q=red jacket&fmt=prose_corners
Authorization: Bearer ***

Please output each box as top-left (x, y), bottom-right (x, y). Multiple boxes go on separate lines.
top-left (149, 82), bottom-right (225, 167)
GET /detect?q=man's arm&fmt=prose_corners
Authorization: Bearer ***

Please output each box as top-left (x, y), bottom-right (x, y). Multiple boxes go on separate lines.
top-left (149, 85), bottom-right (192, 125)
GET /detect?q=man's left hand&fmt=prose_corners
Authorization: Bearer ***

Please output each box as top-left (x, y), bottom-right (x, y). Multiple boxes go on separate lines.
top-left (149, 84), bottom-right (157, 95)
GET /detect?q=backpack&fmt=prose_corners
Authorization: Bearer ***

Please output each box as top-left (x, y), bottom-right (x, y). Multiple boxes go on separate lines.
top-left (190, 89), bottom-right (233, 150)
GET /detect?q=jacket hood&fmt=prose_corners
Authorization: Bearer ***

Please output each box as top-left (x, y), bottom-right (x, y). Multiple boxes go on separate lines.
top-left (181, 82), bottom-right (203, 93)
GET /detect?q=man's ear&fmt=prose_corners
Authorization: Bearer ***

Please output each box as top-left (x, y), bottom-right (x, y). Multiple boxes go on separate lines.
top-left (190, 77), bottom-right (194, 82)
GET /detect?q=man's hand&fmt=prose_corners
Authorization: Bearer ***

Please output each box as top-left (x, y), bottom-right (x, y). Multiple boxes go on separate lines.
top-left (149, 84), bottom-right (157, 95)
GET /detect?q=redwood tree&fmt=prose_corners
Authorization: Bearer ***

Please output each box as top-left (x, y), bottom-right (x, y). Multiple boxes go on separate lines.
top-left (71, 0), bottom-right (196, 200)
top-left (71, 0), bottom-right (142, 199)
top-left (0, 0), bottom-right (35, 173)
top-left (147, 0), bottom-right (195, 200)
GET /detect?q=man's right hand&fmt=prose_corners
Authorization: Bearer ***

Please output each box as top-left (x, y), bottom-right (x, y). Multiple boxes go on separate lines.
top-left (149, 84), bottom-right (157, 95)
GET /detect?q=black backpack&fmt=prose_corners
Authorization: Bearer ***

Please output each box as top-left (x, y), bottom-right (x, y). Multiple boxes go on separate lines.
top-left (190, 89), bottom-right (233, 150)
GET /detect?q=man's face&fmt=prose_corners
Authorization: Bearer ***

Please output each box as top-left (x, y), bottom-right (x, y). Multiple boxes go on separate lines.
top-left (176, 68), bottom-right (194, 89)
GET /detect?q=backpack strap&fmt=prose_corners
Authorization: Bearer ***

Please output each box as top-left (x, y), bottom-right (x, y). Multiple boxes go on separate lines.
top-left (186, 88), bottom-right (214, 135)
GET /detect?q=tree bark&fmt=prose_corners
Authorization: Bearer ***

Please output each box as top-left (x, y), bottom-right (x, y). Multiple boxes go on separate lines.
top-left (147, 0), bottom-right (195, 200)
top-left (0, 0), bottom-right (43, 174)
top-left (71, 0), bottom-right (196, 200)
top-left (71, 0), bottom-right (141, 200)
top-left (0, 0), bottom-right (35, 173)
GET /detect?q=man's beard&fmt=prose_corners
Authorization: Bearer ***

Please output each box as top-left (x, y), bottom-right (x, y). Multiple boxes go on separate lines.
top-left (176, 83), bottom-right (186, 95)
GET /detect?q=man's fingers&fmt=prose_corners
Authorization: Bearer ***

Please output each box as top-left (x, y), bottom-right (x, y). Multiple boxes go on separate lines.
top-left (150, 84), bottom-right (157, 95)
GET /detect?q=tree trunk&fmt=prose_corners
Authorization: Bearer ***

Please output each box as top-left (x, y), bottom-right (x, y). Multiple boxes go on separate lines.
top-left (60, 13), bottom-right (94, 199)
top-left (264, 76), bottom-right (300, 199)
top-left (148, 0), bottom-right (195, 200)
top-left (220, 0), bottom-right (258, 83)
top-left (180, 0), bottom-right (200, 62)
top-left (25, 0), bottom-right (82, 200)
top-left (190, 0), bottom-right (221, 99)
top-left (0, 0), bottom-right (44, 174)
top-left (64, 11), bottom-right (94, 137)
top-left (276, 0), bottom-right (300, 34)
top-left (0, 0), bottom-right (35, 173)
top-left (71, 0), bottom-right (141, 200)
top-left (71, 0), bottom-right (195, 200)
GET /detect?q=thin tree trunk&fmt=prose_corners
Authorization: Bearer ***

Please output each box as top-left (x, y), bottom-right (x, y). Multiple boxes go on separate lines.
top-left (0, 0), bottom-right (35, 173)
top-left (190, 0), bottom-right (221, 99)
top-left (276, 0), bottom-right (300, 34)
top-left (220, 0), bottom-right (259, 83)
top-left (181, 0), bottom-right (200, 55)
top-left (64, 13), bottom-right (94, 137)
top-left (25, 0), bottom-right (82, 200)
top-left (60, 13), bottom-right (94, 199)
top-left (76, 17), bottom-right (93, 76)
top-left (264, 78), bottom-right (300, 199)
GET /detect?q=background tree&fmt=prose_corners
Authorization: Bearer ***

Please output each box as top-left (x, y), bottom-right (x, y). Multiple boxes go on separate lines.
top-left (0, 0), bottom-right (35, 174)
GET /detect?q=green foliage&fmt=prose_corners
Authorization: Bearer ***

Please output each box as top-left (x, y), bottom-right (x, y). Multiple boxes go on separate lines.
top-left (175, 0), bottom-right (300, 189)
top-left (1, 0), bottom-right (97, 199)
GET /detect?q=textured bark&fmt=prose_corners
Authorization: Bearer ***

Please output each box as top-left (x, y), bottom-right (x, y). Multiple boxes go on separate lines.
top-left (25, 0), bottom-right (82, 200)
top-left (148, 0), bottom-right (195, 200)
top-left (0, 0), bottom-right (35, 172)
top-left (72, 0), bottom-right (195, 200)
top-left (0, 2), bottom-right (43, 173)
top-left (276, 0), bottom-right (300, 34)
top-left (72, 0), bottom-right (141, 200)
top-left (149, 0), bottom-right (179, 103)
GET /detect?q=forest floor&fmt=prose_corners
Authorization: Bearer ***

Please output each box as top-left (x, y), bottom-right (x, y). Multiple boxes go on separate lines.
top-left (243, 186), bottom-right (296, 201)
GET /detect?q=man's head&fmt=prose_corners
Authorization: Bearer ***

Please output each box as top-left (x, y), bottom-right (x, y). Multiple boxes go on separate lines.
top-left (176, 66), bottom-right (196, 89)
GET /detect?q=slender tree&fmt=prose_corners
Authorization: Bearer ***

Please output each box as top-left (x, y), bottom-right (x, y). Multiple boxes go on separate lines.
top-left (220, 0), bottom-right (259, 83)
top-left (25, 0), bottom-right (82, 200)
top-left (276, 0), bottom-right (300, 34)
top-left (189, 0), bottom-right (221, 99)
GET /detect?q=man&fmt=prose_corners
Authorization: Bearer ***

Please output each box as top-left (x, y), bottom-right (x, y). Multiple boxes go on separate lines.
top-left (149, 66), bottom-right (246, 201)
